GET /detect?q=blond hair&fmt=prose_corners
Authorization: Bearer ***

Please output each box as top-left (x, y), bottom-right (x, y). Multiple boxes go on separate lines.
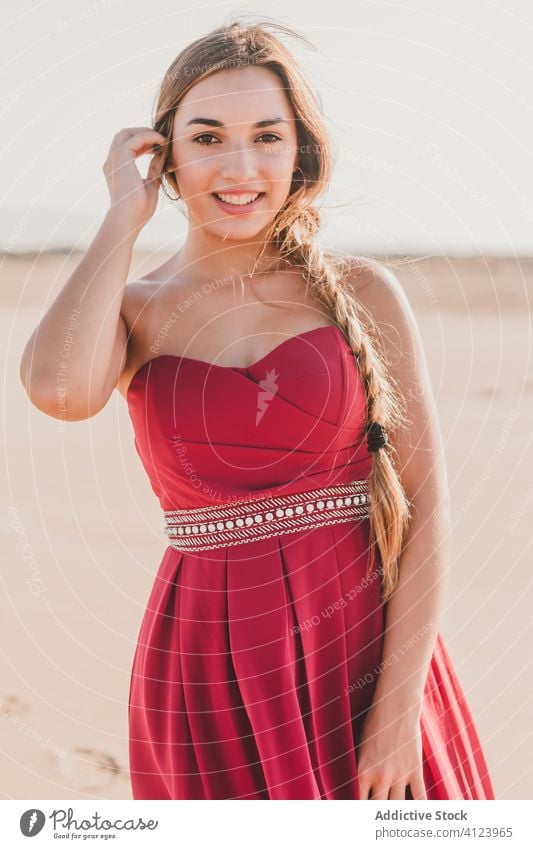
top-left (152, 14), bottom-right (414, 602)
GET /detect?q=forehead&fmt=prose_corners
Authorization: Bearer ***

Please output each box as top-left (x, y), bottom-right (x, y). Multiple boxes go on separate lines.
top-left (175, 66), bottom-right (294, 124)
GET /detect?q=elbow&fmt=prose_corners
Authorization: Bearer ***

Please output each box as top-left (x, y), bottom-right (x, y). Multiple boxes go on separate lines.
top-left (19, 348), bottom-right (115, 421)
top-left (19, 358), bottom-right (52, 411)
top-left (19, 348), bottom-right (108, 420)
top-left (19, 350), bottom-right (55, 402)
top-left (22, 389), bottom-right (107, 421)
top-left (20, 365), bottom-right (107, 421)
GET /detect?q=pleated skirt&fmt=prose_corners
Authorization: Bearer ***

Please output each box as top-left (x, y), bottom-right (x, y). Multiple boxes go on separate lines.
top-left (128, 521), bottom-right (495, 800)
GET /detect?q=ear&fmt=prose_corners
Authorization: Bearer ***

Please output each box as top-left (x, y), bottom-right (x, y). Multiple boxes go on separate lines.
top-left (152, 143), bottom-right (170, 180)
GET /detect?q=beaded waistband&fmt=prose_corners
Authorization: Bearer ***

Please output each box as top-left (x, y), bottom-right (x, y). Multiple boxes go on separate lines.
top-left (163, 479), bottom-right (371, 552)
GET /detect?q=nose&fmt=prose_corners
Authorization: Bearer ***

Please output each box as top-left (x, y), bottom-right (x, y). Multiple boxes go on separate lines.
top-left (219, 143), bottom-right (259, 182)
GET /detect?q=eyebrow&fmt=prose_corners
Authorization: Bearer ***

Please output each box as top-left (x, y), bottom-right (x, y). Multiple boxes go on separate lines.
top-left (185, 117), bottom-right (291, 129)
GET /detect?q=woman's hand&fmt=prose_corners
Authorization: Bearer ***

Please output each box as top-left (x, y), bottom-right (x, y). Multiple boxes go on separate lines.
top-left (102, 127), bottom-right (168, 234)
top-left (356, 704), bottom-right (427, 800)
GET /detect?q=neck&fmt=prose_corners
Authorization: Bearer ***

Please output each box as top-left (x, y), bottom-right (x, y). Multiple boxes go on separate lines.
top-left (174, 226), bottom-right (286, 285)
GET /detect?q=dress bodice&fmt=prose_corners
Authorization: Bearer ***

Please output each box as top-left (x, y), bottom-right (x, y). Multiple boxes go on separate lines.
top-left (126, 325), bottom-right (373, 511)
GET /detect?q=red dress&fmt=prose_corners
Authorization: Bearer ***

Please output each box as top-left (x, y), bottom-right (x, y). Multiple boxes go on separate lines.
top-left (126, 324), bottom-right (495, 800)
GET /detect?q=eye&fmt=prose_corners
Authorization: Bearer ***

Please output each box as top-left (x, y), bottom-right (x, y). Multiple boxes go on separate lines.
top-left (257, 133), bottom-right (282, 143)
top-left (192, 132), bottom-right (282, 146)
top-left (192, 133), bottom-right (220, 145)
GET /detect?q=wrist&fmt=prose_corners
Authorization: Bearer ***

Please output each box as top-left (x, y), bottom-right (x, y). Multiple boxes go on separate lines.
top-left (371, 682), bottom-right (424, 721)
top-left (103, 207), bottom-right (143, 243)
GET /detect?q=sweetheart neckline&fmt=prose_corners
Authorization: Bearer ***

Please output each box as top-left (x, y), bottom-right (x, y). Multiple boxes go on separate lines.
top-left (126, 324), bottom-right (346, 400)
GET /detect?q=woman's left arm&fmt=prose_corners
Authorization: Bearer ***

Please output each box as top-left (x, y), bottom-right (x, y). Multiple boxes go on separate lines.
top-left (349, 262), bottom-right (453, 799)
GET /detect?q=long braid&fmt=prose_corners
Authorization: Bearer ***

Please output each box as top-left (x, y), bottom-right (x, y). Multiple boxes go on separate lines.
top-left (264, 207), bottom-right (414, 602)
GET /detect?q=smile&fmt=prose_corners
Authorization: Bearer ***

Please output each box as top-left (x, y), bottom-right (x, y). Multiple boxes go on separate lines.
top-left (211, 191), bottom-right (266, 215)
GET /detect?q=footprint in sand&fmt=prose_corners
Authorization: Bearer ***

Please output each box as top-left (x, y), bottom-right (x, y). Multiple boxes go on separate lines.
top-left (58, 746), bottom-right (126, 792)
top-left (0, 694), bottom-right (31, 718)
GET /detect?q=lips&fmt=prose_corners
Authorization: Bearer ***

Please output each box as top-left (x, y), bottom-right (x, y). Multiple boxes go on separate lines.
top-left (211, 192), bottom-right (266, 216)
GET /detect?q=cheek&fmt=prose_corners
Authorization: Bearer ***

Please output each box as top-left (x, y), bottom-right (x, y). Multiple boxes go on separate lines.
top-left (171, 142), bottom-right (201, 171)
top-left (258, 157), bottom-right (293, 190)
top-left (264, 146), bottom-right (297, 176)
top-left (172, 156), bottom-right (213, 199)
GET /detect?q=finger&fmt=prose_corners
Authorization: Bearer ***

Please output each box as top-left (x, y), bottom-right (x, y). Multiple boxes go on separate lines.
top-left (149, 156), bottom-right (164, 181)
top-left (143, 156), bottom-right (160, 179)
top-left (358, 778), bottom-right (371, 800)
top-left (143, 168), bottom-right (162, 189)
top-left (370, 783), bottom-right (390, 800)
top-left (116, 132), bottom-right (168, 161)
top-left (126, 130), bottom-right (167, 149)
top-left (151, 145), bottom-right (170, 161)
top-left (408, 772), bottom-right (427, 801)
top-left (388, 780), bottom-right (406, 800)
top-left (142, 174), bottom-right (161, 191)
top-left (116, 126), bottom-right (161, 137)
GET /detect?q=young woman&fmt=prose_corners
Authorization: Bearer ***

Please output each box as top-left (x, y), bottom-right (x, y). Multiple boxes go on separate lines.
top-left (20, 18), bottom-right (495, 801)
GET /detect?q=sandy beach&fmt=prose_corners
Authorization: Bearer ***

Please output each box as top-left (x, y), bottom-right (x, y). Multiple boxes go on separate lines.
top-left (2, 251), bottom-right (532, 799)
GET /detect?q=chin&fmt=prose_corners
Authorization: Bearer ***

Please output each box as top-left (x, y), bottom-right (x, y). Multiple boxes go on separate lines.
top-left (205, 218), bottom-right (275, 242)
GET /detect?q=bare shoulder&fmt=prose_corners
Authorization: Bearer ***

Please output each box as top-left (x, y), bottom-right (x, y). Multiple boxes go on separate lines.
top-left (120, 277), bottom-right (160, 332)
top-left (115, 277), bottom-right (166, 398)
top-left (342, 256), bottom-right (423, 370)
top-left (342, 257), bottom-right (413, 323)
top-left (343, 257), bottom-right (449, 509)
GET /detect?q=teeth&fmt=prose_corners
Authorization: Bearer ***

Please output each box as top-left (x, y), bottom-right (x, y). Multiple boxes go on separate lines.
top-left (215, 192), bottom-right (260, 205)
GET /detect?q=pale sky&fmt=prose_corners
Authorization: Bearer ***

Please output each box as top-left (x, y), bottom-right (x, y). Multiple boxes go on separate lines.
top-left (1, 0), bottom-right (532, 254)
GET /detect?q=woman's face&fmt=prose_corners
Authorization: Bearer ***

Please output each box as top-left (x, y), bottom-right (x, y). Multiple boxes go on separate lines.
top-left (168, 66), bottom-right (299, 241)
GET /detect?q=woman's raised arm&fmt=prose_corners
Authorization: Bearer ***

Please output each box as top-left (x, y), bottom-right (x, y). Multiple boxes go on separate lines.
top-left (19, 127), bottom-right (166, 421)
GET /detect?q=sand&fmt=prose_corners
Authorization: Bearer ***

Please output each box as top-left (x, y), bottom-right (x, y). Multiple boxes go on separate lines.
top-left (1, 251), bottom-right (531, 799)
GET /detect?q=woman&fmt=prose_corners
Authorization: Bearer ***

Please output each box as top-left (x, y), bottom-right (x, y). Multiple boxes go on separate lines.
top-left (20, 18), bottom-right (495, 801)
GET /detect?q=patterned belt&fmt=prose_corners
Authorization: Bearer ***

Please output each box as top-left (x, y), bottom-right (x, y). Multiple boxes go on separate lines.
top-left (163, 479), bottom-right (371, 552)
